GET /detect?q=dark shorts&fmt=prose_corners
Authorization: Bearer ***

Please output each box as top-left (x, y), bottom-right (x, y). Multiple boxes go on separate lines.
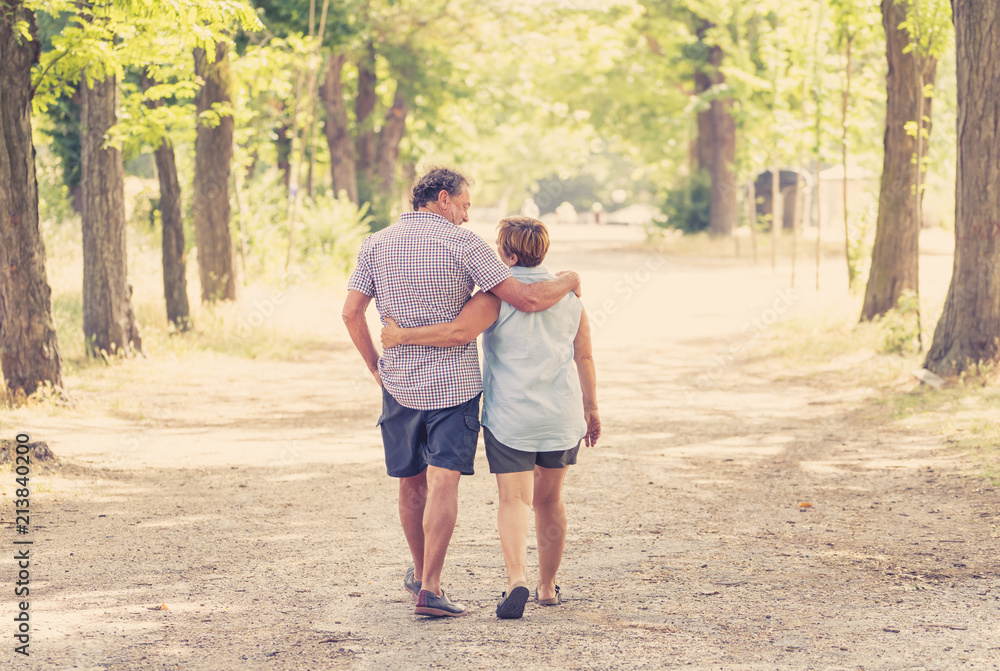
top-left (377, 388), bottom-right (482, 478)
top-left (483, 426), bottom-right (580, 474)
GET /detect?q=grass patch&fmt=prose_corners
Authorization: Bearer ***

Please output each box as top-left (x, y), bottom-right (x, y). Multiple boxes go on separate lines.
top-left (43, 208), bottom-right (344, 376)
top-left (758, 291), bottom-right (1000, 484)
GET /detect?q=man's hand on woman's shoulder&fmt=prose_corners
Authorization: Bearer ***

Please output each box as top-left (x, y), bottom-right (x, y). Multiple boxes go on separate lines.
top-left (556, 270), bottom-right (582, 298)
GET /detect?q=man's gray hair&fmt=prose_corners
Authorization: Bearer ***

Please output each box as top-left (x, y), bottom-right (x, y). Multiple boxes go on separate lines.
top-left (410, 167), bottom-right (470, 211)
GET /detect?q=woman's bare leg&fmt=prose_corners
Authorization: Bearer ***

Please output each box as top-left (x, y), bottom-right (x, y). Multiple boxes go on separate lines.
top-left (495, 471), bottom-right (533, 590)
top-left (533, 465), bottom-right (569, 601)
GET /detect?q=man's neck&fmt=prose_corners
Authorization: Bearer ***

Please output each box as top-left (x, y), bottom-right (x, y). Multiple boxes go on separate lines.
top-left (418, 205), bottom-right (450, 223)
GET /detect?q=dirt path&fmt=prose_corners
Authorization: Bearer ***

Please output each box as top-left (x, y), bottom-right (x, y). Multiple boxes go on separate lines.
top-left (3, 227), bottom-right (999, 670)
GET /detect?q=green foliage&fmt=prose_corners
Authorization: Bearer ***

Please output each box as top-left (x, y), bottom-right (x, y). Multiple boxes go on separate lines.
top-left (296, 193), bottom-right (370, 266)
top-left (659, 171), bottom-right (712, 234)
top-left (28, 0), bottom-right (262, 116)
top-left (31, 112), bottom-right (79, 224)
top-left (17, 0), bottom-right (961, 306)
top-left (229, 34), bottom-right (311, 173)
top-left (897, 0), bottom-right (953, 60)
top-left (34, 140), bottom-right (78, 226)
top-left (14, 19), bottom-right (32, 42)
top-left (878, 290), bottom-right (922, 354)
top-left (234, 168), bottom-right (369, 280)
top-left (42, 92), bottom-right (81, 192)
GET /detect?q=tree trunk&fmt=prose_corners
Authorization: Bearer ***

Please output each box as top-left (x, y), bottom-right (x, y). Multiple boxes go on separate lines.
top-left (694, 80), bottom-right (714, 174)
top-left (694, 30), bottom-right (736, 238)
top-left (375, 85), bottom-right (408, 198)
top-left (193, 43), bottom-right (236, 302)
top-left (142, 72), bottom-right (191, 331)
top-left (708, 92), bottom-right (736, 237)
top-left (0, 6), bottom-right (63, 397)
top-left (923, 0), bottom-right (1000, 376)
top-left (694, 22), bottom-right (714, 175)
top-left (770, 164), bottom-right (780, 270)
top-left (80, 70), bottom-right (142, 356)
top-left (276, 121), bottom-right (292, 192)
top-left (320, 53), bottom-right (358, 203)
top-left (861, 0), bottom-right (938, 321)
top-left (354, 41), bottom-right (377, 203)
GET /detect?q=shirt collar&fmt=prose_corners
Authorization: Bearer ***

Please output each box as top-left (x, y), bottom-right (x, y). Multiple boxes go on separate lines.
top-left (510, 265), bottom-right (550, 277)
top-left (399, 210), bottom-right (452, 226)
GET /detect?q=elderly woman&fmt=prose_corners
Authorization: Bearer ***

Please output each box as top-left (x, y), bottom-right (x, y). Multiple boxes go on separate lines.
top-left (381, 216), bottom-right (600, 620)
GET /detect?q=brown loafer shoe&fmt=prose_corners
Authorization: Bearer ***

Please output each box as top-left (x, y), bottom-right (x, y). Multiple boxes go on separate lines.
top-left (404, 567), bottom-right (421, 600)
top-left (414, 588), bottom-right (468, 617)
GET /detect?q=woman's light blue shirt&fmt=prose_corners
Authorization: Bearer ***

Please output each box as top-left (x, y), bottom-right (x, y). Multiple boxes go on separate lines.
top-left (481, 265), bottom-right (587, 452)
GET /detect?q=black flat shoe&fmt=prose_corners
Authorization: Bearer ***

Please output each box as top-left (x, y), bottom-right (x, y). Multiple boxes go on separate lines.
top-left (496, 584), bottom-right (530, 619)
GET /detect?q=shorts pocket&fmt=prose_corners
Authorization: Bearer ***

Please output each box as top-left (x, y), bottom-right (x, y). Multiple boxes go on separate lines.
top-left (463, 414), bottom-right (481, 451)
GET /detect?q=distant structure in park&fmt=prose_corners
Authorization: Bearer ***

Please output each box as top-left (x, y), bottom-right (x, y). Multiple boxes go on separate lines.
top-left (754, 168), bottom-right (813, 231)
top-left (755, 166), bottom-right (881, 234)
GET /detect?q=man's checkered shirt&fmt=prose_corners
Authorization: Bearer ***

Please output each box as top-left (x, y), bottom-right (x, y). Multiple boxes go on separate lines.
top-left (347, 211), bottom-right (512, 410)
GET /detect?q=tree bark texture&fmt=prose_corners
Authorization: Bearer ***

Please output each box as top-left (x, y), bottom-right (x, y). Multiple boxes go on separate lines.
top-left (694, 22), bottom-right (714, 174)
top-left (707, 91), bottom-right (736, 237)
top-left (924, 0), bottom-right (1000, 375)
top-left (80, 70), bottom-right (142, 356)
top-left (320, 53), bottom-right (358, 203)
top-left (693, 27), bottom-right (736, 237)
top-left (861, 0), bottom-right (938, 321)
top-left (141, 72), bottom-right (191, 331)
top-left (193, 43), bottom-right (236, 302)
top-left (0, 6), bottom-right (63, 396)
top-left (354, 41), bottom-right (377, 202)
top-left (375, 84), bottom-right (408, 198)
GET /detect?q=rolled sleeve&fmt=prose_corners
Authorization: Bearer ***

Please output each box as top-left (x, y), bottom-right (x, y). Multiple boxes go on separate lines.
top-left (347, 237), bottom-right (375, 296)
top-left (462, 235), bottom-right (511, 291)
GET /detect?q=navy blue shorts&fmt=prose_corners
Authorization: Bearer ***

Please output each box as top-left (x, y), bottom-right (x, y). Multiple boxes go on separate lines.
top-left (377, 387), bottom-right (482, 478)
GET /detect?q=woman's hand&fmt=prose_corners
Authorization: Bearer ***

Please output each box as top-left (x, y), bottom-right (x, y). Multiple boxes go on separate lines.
top-left (381, 316), bottom-right (404, 348)
top-left (584, 407), bottom-right (601, 447)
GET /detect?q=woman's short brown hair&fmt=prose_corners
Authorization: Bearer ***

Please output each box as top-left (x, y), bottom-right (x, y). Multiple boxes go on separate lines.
top-left (496, 216), bottom-right (549, 267)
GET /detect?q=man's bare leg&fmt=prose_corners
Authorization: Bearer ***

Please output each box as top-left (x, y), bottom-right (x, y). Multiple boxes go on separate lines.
top-left (534, 465), bottom-right (569, 602)
top-left (420, 465), bottom-right (461, 596)
top-left (398, 470), bottom-right (428, 581)
top-left (495, 471), bottom-right (533, 590)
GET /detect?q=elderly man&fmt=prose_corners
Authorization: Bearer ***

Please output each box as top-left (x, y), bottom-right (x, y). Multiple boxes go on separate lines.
top-left (342, 167), bottom-right (580, 617)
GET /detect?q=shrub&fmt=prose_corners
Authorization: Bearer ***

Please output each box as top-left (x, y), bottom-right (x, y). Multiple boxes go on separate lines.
top-left (659, 170), bottom-right (711, 234)
top-left (878, 290), bottom-right (922, 355)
